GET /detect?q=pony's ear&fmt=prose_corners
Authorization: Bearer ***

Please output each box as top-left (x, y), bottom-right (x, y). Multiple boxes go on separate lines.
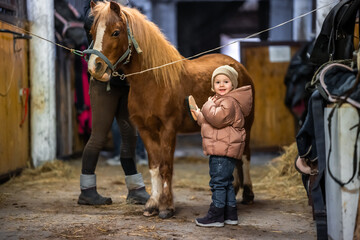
top-left (90, 1), bottom-right (96, 10)
top-left (110, 1), bottom-right (122, 16)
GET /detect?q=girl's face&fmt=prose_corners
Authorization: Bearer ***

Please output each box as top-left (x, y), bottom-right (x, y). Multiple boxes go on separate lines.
top-left (213, 74), bottom-right (233, 96)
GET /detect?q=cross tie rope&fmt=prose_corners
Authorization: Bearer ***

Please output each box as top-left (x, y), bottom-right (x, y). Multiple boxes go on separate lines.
top-left (0, 1), bottom-right (339, 79)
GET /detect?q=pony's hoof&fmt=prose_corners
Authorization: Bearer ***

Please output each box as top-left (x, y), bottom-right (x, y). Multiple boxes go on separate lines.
top-left (241, 185), bottom-right (254, 205)
top-left (158, 209), bottom-right (174, 219)
top-left (143, 207), bottom-right (159, 217)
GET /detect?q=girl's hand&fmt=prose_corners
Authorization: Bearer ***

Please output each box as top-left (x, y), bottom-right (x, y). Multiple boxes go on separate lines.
top-left (208, 96), bottom-right (217, 102)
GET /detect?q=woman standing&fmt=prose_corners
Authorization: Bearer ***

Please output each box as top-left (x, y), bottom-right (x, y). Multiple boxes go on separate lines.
top-left (78, 0), bottom-right (149, 205)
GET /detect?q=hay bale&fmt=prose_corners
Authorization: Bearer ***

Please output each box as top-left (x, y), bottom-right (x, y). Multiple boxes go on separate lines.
top-left (255, 142), bottom-right (307, 201)
top-left (7, 160), bottom-right (75, 184)
top-left (23, 160), bottom-right (73, 177)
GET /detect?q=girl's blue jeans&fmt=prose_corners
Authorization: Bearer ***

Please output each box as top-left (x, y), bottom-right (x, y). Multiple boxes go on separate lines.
top-left (209, 155), bottom-right (237, 208)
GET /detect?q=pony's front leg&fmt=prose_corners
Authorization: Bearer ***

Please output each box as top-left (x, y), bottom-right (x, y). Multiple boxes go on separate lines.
top-left (142, 144), bottom-right (162, 217)
top-left (143, 164), bottom-right (161, 217)
top-left (142, 129), bottom-right (176, 219)
top-left (146, 160), bottom-right (174, 218)
top-left (157, 152), bottom-right (175, 219)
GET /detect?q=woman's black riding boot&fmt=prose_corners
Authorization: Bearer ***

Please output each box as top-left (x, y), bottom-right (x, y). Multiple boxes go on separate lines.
top-left (125, 173), bottom-right (150, 205)
top-left (78, 174), bottom-right (112, 205)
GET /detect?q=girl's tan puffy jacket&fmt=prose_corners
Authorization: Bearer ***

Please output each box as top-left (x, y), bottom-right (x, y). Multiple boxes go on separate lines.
top-left (196, 85), bottom-right (253, 160)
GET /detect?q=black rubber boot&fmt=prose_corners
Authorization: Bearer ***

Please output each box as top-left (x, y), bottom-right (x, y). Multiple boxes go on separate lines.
top-left (224, 205), bottom-right (238, 225)
top-left (78, 187), bottom-right (112, 205)
top-left (195, 203), bottom-right (224, 227)
top-left (125, 173), bottom-right (150, 205)
top-left (126, 186), bottom-right (150, 205)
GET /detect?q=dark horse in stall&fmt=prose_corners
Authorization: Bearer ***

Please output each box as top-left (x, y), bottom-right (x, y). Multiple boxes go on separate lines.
top-left (54, 0), bottom-right (87, 47)
top-left (54, 0), bottom-right (93, 142)
top-left (86, 1), bottom-right (255, 219)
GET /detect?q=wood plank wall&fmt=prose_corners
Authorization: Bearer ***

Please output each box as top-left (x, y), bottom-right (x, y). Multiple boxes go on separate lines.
top-left (241, 42), bottom-right (301, 150)
top-left (0, 21), bottom-right (30, 177)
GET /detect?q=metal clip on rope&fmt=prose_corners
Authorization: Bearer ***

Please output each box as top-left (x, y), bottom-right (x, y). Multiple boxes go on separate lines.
top-left (112, 71), bottom-right (126, 80)
top-left (71, 49), bottom-right (84, 57)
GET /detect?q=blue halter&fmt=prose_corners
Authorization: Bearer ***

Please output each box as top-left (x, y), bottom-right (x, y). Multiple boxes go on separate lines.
top-left (83, 15), bottom-right (142, 74)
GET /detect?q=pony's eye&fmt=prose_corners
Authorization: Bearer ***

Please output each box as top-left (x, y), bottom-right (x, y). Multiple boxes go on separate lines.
top-left (112, 30), bottom-right (120, 37)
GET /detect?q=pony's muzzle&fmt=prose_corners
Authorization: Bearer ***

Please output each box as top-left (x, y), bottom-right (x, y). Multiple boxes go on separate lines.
top-left (88, 57), bottom-right (110, 82)
top-left (95, 61), bottom-right (103, 72)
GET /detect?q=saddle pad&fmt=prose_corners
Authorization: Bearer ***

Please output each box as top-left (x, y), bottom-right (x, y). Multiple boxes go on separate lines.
top-left (319, 63), bottom-right (360, 108)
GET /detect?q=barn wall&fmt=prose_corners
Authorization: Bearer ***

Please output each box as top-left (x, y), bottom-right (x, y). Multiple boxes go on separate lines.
top-left (241, 42), bottom-right (301, 150)
top-left (0, 21), bottom-right (30, 177)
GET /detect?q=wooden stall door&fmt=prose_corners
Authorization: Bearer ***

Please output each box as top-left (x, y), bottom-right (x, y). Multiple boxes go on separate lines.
top-left (0, 21), bottom-right (30, 177)
top-left (241, 42), bottom-right (301, 150)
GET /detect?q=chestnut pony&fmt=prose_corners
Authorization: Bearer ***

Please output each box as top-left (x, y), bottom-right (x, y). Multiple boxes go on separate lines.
top-left (86, 1), bottom-right (255, 219)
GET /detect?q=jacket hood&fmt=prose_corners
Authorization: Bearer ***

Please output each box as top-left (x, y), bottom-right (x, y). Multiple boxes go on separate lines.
top-left (225, 85), bottom-right (253, 117)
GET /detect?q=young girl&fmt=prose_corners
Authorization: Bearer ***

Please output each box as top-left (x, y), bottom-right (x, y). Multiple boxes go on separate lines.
top-left (190, 65), bottom-right (253, 227)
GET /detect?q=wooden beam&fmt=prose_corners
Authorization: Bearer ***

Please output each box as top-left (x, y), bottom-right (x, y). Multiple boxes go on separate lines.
top-left (26, 0), bottom-right (56, 167)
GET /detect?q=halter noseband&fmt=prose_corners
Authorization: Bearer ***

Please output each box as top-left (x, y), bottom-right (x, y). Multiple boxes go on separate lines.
top-left (83, 14), bottom-right (142, 75)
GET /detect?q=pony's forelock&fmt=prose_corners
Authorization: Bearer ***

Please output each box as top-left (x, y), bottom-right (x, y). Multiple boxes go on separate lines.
top-left (91, 1), bottom-right (122, 26)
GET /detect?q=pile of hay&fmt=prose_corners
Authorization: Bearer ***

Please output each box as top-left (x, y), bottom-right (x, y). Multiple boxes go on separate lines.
top-left (7, 160), bottom-right (75, 184)
top-left (254, 142), bottom-right (307, 202)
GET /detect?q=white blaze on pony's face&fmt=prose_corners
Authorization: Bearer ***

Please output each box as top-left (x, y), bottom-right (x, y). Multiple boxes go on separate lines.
top-left (87, 3), bottom-right (112, 82)
top-left (88, 20), bottom-right (111, 81)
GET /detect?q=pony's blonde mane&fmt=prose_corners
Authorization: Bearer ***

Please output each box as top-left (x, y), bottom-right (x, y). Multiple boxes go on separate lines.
top-left (92, 1), bottom-right (185, 89)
